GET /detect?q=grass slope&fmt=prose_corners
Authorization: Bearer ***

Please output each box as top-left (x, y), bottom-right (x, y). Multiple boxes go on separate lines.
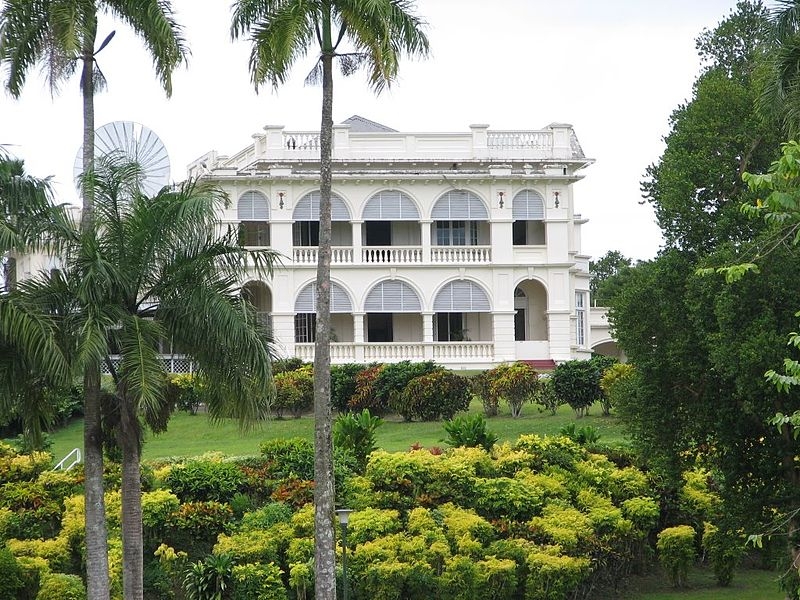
top-left (48, 400), bottom-right (627, 462)
top-left (621, 567), bottom-right (783, 600)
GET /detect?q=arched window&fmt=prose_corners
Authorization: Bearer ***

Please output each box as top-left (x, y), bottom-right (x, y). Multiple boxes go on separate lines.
top-left (362, 190), bottom-right (420, 220)
top-left (294, 282), bottom-right (352, 313)
top-left (364, 280), bottom-right (422, 312)
top-left (292, 192), bottom-right (352, 247)
top-left (512, 190), bottom-right (544, 220)
top-left (512, 189), bottom-right (545, 245)
top-left (237, 191), bottom-right (270, 220)
top-left (433, 280), bottom-right (491, 312)
top-left (292, 191), bottom-right (351, 221)
top-left (237, 191), bottom-right (270, 246)
top-left (431, 190), bottom-right (488, 220)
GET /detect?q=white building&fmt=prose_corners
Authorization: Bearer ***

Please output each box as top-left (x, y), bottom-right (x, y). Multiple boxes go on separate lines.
top-left (188, 116), bottom-right (615, 370)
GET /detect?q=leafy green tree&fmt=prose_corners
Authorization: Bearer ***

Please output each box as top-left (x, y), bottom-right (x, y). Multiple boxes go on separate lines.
top-left (641, 0), bottom-right (777, 255)
top-left (17, 158), bottom-right (277, 600)
top-left (590, 250), bottom-right (632, 306)
top-left (230, 3), bottom-right (429, 596)
top-left (0, 6), bottom-right (187, 597)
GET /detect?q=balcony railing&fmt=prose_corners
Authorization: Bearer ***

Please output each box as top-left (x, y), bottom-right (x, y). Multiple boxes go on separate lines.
top-left (293, 246), bottom-right (354, 265)
top-left (362, 246), bottom-right (423, 264)
top-left (102, 355), bottom-right (195, 374)
top-left (431, 246), bottom-right (491, 263)
top-left (294, 341), bottom-right (495, 363)
top-left (433, 342), bottom-right (494, 361)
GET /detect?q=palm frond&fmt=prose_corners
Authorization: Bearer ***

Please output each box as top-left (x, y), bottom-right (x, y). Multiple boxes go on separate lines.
top-left (102, 0), bottom-right (189, 97)
top-left (335, 0), bottom-right (429, 92)
top-left (231, 0), bottom-right (318, 89)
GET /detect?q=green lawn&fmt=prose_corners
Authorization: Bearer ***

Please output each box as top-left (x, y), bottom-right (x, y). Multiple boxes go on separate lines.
top-left (48, 400), bottom-right (628, 462)
top-left (621, 567), bottom-right (784, 600)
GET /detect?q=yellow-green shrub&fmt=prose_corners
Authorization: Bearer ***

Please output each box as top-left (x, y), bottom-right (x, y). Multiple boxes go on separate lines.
top-left (473, 477), bottom-right (543, 521)
top-left (141, 489), bottom-right (180, 530)
top-left (17, 555), bottom-right (50, 599)
top-left (214, 530), bottom-right (282, 564)
top-left (656, 525), bottom-right (696, 588)
top-left (679, 469), bottom-right (720, 522)
top-left (290, 504), bottom-right (315, 537)
top-left (529, 505), bottom-right (593, 553)
top-left (492, 444), bottom-right (533, 476)
top-left (347, 508), bottom-right (402, 545)
top-left (35, 572), bottom-right (85, 600)
top-left (525, 552), bottom-right (590, 600)
top-left (575, 490), bottom-right (633, 537)
top-left (439, 503), bottom-right (495, 547)
top-left (513, 435), bottom-right (585, 471)
top-left (231, 563), bottom-right (287, 600)
top-left (7, 536), bottom-right (72, 573)
top-left (0, 451), bottom-right (52, 482)
top-left (621, 497), bottom-right (660, 534)
top-left (608, 466), bottom-right (650, 501)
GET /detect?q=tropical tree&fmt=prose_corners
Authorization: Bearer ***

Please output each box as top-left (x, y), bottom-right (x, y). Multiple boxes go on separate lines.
top-left (0, 5), bottom-right (187, 597)
top-left (0, 152), bottom-right (71, 448)
top-left (230, 2), bottom-right (429, 596)
top-left (15, 157), bottom-right (278, 600)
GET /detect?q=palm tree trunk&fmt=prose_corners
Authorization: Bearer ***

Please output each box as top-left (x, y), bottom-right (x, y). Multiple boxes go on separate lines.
top-left (80, 23), bottom-right (110, 600)
top-left (119, 395), bottom-right (144, 600)
top-left (313, 8), bottom-right (336, 599)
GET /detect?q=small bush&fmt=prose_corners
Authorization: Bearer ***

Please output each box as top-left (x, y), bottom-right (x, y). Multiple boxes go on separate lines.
top-left (394, 370), bottom-right (471, 421)
top-left (552, 359), bottom-right (605, 418)
top-left (532, 376), bottom-right (561, 415)
top-left (232, 563), bottom-right (287, 600)
top-left (657, 525), bottom-right (696, 588)
top-left (183, 553), bottom-right (234, 600)
top-left (272, 357), bottom-right (306, 375)
top-left (272, 366), bottom-right (313, 419)
top-left (471, 372), bottom-right (498, 417)
top-left (330, 363), bottom-right (368, 412)
top-left (165, 460), bottom-right (245, 502)
top-left (443, 414), bottom-right (498, 452)
top-left (35, 573), bottom-right (86, 600)
top-left (169, 373), bottom-right (204, 415)
top-left (525, 551), bottom-right (590, 600)
top-left (599, 362), bottom-right (633, 416)
top-left (0, 547), bottom-right (25, 599)
top-left (485, 363), bottom-right (540, 418)
top-left (702, 522), bottom-right (744, 587)
top-left (239, 502), bottom-right (294, 532)
top-left (333, 409), bottom-right (384, 470)
top-left (558, 423), bottom-right (601, 445)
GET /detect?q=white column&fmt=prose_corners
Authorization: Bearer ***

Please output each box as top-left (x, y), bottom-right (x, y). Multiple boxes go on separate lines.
top-left (352, 221), bottom-right (363, 265)
top-left (353, 312), bottom-right (365, 363)
top-left (421, 220), bottom-right (432, 264)
top-left (422, 311), bottom-right (434, 360)
top-left (492, 310), bottom-right (516, 363)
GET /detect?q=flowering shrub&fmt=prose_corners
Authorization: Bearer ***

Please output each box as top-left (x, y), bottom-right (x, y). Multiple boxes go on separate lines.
top-left (484, 363), bottom-right (541, 418)
top-left (272, 365), bottom-right (313, 418)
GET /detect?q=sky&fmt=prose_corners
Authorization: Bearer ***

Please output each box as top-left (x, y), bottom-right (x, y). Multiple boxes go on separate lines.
top-left (0, 0), bottom-right (747, 262)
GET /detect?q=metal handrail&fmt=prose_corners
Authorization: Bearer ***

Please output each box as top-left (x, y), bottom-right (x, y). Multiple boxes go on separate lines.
top-left (53, 447), bottom-right (82, 471)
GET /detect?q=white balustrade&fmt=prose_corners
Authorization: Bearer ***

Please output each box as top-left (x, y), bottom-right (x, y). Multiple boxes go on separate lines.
top-left (487, 131), bottom-right (552, 150)
top-left (433, 342), bottom-right (494, 361)
top-left (430, 246), bottom-right (491, 264)
top-left (364, 343), bottom-right (426, 361)
top-left (292, 341), bottom-right (494, 363)
top-left (362, 246), bottom-right (423, 264)
top-left (293, 247), bottom-right (353, 264)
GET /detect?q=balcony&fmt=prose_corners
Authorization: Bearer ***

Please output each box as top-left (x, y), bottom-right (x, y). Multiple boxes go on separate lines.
top-left (362, 246), bottom-right (423, 264)
top-left (294, 341), bottom-right (495, 364)
top-left (293, 246), bottom-right (354, 265)
top-left (431, 246), bottom-right (491, 264)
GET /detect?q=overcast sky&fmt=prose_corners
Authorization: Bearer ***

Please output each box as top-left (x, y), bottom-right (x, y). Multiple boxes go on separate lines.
top-left (0, 0), bottom-right (747, 261)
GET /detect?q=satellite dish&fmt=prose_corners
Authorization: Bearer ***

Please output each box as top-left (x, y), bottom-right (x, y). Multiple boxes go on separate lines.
top-left (74, 121), bottom-right (170, 196)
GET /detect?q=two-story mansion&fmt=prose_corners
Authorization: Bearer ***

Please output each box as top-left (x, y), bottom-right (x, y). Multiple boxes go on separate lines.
top-left (184, 116), bottom-right (613, 370)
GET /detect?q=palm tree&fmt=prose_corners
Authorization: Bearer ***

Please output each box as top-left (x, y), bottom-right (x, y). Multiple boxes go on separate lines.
top-left (0, 5), bottom-right (187, 597)
top-left (0, 152), bottom-right (71, 448)
top-left (17, 156), bottom-right (278, 600)
top-left (231, 2), bottom-right (429, 596)
top-left (759, 1), bottom-right (800, 136)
